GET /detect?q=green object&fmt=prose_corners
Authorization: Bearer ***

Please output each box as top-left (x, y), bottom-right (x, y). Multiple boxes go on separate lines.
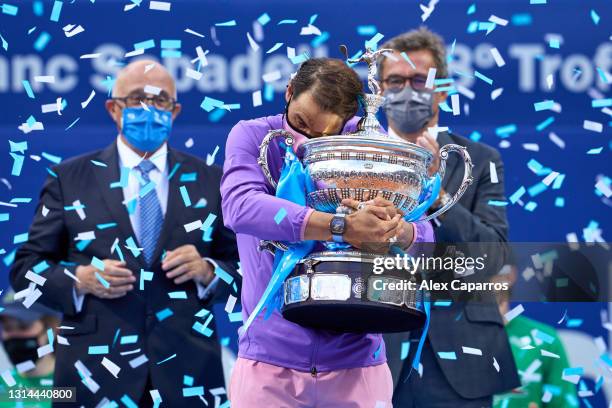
top-left (493, 316), bottom-right (578, 408)
top-left (0, 370), bottom-right (53, 407)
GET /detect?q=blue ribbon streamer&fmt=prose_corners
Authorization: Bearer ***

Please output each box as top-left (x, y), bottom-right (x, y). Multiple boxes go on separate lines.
top-left (243, 146), bottom-right (315, 332)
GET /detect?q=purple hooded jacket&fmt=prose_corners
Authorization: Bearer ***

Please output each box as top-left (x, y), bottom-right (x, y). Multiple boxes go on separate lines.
top-left (220, 114), bottom-right (434, 372)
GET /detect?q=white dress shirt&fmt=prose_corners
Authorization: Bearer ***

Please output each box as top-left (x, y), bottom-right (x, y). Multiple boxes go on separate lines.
top-left (73, 136), bottom-right (218, 312)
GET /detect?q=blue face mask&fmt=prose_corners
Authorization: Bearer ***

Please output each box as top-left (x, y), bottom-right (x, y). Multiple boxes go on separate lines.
top-left (121, 106), bottom-right (172, 152)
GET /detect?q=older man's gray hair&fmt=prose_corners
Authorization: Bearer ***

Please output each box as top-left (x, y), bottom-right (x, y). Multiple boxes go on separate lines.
top-left (378, 27), bottom-right (448, 79)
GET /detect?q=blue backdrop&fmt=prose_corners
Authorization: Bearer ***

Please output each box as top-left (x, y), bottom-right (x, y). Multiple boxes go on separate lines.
top-left (0, 0), bottom-right (610, 405)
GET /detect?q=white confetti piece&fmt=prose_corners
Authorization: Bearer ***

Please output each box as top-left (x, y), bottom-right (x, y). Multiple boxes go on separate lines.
top-left (129, 354), bottom-right (148, 368)
top-left (522, 267), bottom-right (535, 281)
top-left (37, 344), bottom-right (53, 358)
top-left (522, 143), bottom-right (539, 152)
top-left (125, 48), bottom-right (145, 58)
top-left (207, 145), bottom-right (220, 166)
top-left (489, 47), bottom-right (505, 67)
top-left (540, 349), bottom-right (560, 359)
top-left (262, 70), bottom-right (282, 83)
top-left (425, 67), bottom-right (436, 89)
top-left (489, 162), bottom-right (499, 183)
top-left (246, 32), bottom-right (259, 52)
top-left (64, 268), bottom-right (80, 282)
top-left (185, 138), bottom-right (194, 148)
top-left (41, 103), bottom-right (59, 113)
top-left (493, 357), bottom-right (500, 372)
top-left (583, 120), bottom-right (603, 133)
top-left (184, 28), bottom-right (205, 38)
top-left (144, 85), bottom-right (161, 95)
top-left (491, 87), bottom-right (503, 100)
top-left (81, 90), bottom-right (96, 109)
top-left (595, 179), bottom-right (612, 198)
top-left (1, 370), bottom-right (16, 387)
top-left (184, 220), bottom-right (203, 232)
top-left (546, 74), bottom-right (554, 89)
top-left (542, 171), bottom-right (560, 186)
top-left (57, 335), bottom-right (70, 345)
top-left (462, 346), bottom-right (483, 356)
top-left (25, 270), bottom-right (47, 286)
top-left (504, 304), bottom-right (524, 322)
top-left (80, 53), bottom-right (101, 59)
top-left (150, 390), bottom-right (162, 403)
top-left (186, 68), bottom-right (202, 80)
top-left (252, 90), bottom-right (262, 107)
top-left (23, 288), bottom-right (43, 308)
top-left (451, 93), bottom-right (460, 116)
top-left (63, 24), bottom-right (85, 37)
top-left (548, 132), bottom-right (565, 149)
top-left (34, 75), bottom-right (55, 84)
top-left (73, 200), bottom-right (86, 220)
top-left (16, 360), bottom-right (36, 373)
top-left (149, 1), bottom-right (171, 11)
top-left (101, 357), bottom-right (121, 378)
top-left (300, 24), bottom-right (322, 36)
top-left (75, 231), bottom-right (96, 241)
top-left (488, 15), bottom-right (509, 26)
top-left (225, 294), bottom-right (237, 313)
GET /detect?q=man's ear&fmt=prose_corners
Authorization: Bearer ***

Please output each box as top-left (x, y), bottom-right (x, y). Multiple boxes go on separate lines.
top-left (171, 103), bottom-right (182, 121)
top-left (285, 83), bottom-right (293, 103)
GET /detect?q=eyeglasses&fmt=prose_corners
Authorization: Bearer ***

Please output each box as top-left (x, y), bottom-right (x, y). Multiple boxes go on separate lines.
top-left (382, 74), bottom-right (428, 92)
top-left (112, 94), bottom-right (177, 111)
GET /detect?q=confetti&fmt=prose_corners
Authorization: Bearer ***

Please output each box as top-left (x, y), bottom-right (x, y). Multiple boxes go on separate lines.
top-left (461, 346), bottom-right (482, 356)
top-left (583, 120), bottom-right (603, 133)
top-left (101, 357), bottom-right (120, 378)
top-left (425, 68), bottom-right (436, 89)
top-left (533, 100), bottom-right (555, 111)
top-left (149, 1), bottom-right (171, 11)
top-left (437, 351), bottom-right (457, 360)
top-left (489, 47), bottom-right (505, 67)
top-left (590, 9), bottom-right (600, 25)
top-left (505, 304), bottom-right (524, 322)
top-left (474, 70), bottom-right (493, 85)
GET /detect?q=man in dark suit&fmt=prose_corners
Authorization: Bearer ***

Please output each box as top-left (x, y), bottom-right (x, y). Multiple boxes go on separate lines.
top-left (379, 28), bottom-right (520, 406)
top-left (10, 60), bottom-right (239, 407)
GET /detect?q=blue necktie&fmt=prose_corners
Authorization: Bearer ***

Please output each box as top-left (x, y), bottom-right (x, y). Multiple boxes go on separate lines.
top-left (136, 160), bottom-right (163, 266)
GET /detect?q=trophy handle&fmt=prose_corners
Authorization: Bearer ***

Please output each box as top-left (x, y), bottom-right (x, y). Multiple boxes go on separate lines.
top-left (257, 129), bottom-right (295, 189)
top-left (420, 144), bottom-right (474, 222)
top-left (256, 130), bottom-right (296, 253)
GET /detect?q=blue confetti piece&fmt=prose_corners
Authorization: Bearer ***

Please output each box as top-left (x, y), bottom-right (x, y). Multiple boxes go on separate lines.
top-left (209, 108), bottom-right (227, 122)
top-left (357, 25), bottom-right (377, 35)
top-left (215, 19), bottom-right (236, 27)
top-left (26, 116), bottom-right (36, 127)
top-left (524, 201), bottom-right (538, 211)
top-left (220, 337), bottom-right (230, 347)
top-left (33, 31), bottom-right (51, 51)
top-left (257, 12), bottom-right (271, 26)
top-left (2, 4), bottom-right (18, 16)
top-left (13, 232), bottom-right (28, 244)
top-left (468, 131), bottom-right (481, 142)
top-left (587, 147), bottom-right (603, 154)
top-left (22, 80), bottom-right (35, 98)
top-left (530, 0), bottom-right (546, 4)
top-left (65, 117), bottom-right (80, 131)
top-left (401, 341), bottom-right (411, 360)
top-left (400, 52), bottom-right (416, 69)
top-left (183, 375), bottom-right (194, 386)
top-left (592, 98), bottom-right (612, 108)
top-left (534, 100), bottom-right (555, 111)
top-left (510, 185), bottom-right (525, 203)
top-left (528, 182), bottom-right (547, 197)
top-left (11, 198), bottom-right (32, 204)
top-left (590, 9), bottom-right (600, 25)
top-left (139, 181), bottom-right (156, 198)
top-left (533, 329), bottom-right (555, 344)
top-left (549, 38), bottom-right (560, 49)
top-left (200, 96), bottom-right (224, 112)
top-left (120, 335), bottom-right (138, 344)
top-left (3, 249), bottom-right (16, 267)
top-left (474, 70), bottom-right (493, 85)
top-left (76, 240), bottom-right (92, 251)
top-left (112, 328), bottom-right (120, 348)
top-left (33, 260), bottom-right (49, 273)
top-left (156, 308), bottom-right (173, 321)
top-left (555, 197), bottom-right (565, 207)
top-left (42, 152), bottom-right (62, 164)
top-left (0, 213), bottom-right (8, 222)
top-left (168, 291), bottom-right (187, 299)
top-left (161, 49), bottom-right (181, 58)
top-left (167, 162), bottom-right (181, 180)
top-left (95, 272), bottom-right (110, 288)
top-left (157, 354), bottom-right (176, 365)
top-left (88, 345), bottom-right (109, 355)
top-left (536, 116), bottom-right (555, 131)
top-left (160, 39), bottom-right (181, 49)
top-left (182, 386), bottom-right (204, 397)
top-left (46, 168), bottom-right (58, 178)
top-left (310, 31), bottom-right (329, 48)
top-left (214, 265), bottom-right (233, 285)
top-left (10, 153), bottom-right (24, 176)
top-left (50, 0), bottom-right (62, 22)
top-left (140, 270), bottom-right (153, 290)
top-left (438, 351), bottom-right (457, 360)
top-left (96, 222), bottom-right (117, 230)
top-left (264, 83), bottom-right (274, 101)
top-left (495, 124), bottom-right (517, 138)
top-left (596, 68), bottom-right (609, 84)
top-left (266, 42), bottom-right (284, 54)
top-left (274, 208), bottom-right (287, 224)
top-left (488, 200), bottom-right (508, 206)
top-left (134, 39), bottom-right (155, 50)
top-left (126, 237), bottom-right (141, 257)
top-left (32, 1), bottom-right (43, 16)
top-left (120, 395), bottom-right (138, 408)
top-left (511, 13), bottom-right (532, 26)
top-left (179, 172), bottom-right (196, 182)
top-left (466, 3), bottom-right (476, 15)
top-left (179, 185), bottom-right (191, 207)
top-left (373, 342), bottom-right (383, 359)
top-left (277, 19), bottom-right (297, 25)
top-left (228, 312), bottom-right (243, 322)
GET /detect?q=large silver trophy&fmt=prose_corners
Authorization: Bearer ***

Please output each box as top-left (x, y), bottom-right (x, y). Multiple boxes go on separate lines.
top-left (258, 47), bottom-right (474, 333)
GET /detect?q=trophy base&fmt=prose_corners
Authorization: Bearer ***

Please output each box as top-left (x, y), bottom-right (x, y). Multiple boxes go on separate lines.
top-left (281, 250), bottom-right (426, 333)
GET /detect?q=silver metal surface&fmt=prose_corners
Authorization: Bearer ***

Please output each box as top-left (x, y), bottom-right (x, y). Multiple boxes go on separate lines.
top-left (311, 274), bottom-right (352, 301)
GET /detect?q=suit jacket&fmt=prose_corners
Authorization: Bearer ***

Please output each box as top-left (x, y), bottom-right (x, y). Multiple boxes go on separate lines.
top-left (10, 141), bottom-right (240, 407)
top-left (384, 131), bottom-right (520, 399)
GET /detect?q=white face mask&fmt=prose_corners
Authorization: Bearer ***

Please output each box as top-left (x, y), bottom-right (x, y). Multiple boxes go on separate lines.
top-left (383, 86), bottom-right (434, 134)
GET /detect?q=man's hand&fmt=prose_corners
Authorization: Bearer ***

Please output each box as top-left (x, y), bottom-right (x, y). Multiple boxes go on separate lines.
top-left (341, 202), bottom-right (402, 252)
top-left (417, 131), bottom-right (440, 176)
top-left (75, 259), bottom-right (135, 299)
top-left (342, 197), bottom-right (415, 249)
top-left (162, 244), bottom-right (215, 285)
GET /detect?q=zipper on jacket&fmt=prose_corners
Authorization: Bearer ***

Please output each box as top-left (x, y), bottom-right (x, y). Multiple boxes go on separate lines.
top-left (310, 331), bottom-right (320, 377)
